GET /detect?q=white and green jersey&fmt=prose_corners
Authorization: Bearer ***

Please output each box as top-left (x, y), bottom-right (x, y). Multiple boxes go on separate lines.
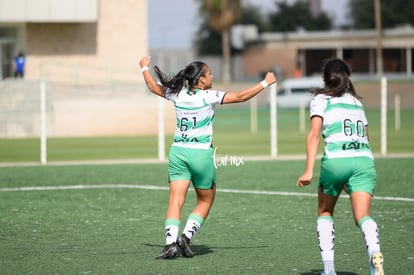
top-left (310, 93), bottom-right (373, 159)
top-left (165, 88), bottom-right (226, 149)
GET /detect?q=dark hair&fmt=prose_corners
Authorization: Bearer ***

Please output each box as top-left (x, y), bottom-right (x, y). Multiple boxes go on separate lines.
top-left (154, 61), bottom-right (207, 94)
top-left (312, 58), bottom-right (361, 99)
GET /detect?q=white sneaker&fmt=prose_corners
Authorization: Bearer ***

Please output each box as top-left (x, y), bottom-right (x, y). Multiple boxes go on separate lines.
top-left (371, 252), bottom-right (384, 275)
top-left (321, 271), bottom-right (337, 275)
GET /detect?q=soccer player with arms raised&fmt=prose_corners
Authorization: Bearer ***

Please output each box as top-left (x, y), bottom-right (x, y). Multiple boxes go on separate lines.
top-left (139, 55), bottom-right (276, 259)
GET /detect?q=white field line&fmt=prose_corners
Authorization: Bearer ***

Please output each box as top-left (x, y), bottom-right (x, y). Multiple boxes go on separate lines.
top-left (0, 184), bottom-right (413, 202)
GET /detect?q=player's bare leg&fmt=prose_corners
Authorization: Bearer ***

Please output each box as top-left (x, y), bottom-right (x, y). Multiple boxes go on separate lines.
top-left (166, 180), bottom-right (191, 220)
top-left (193, 185), bottom-right (216, 219)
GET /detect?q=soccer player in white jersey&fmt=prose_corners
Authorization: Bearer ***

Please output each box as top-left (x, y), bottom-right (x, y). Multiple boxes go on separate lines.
top-left (139, 55), bottom-right (276, 259)
top-left (296, 58), bottom-right (384, 275)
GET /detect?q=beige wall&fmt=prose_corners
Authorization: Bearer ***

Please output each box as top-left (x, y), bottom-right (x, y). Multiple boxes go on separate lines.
top-left (0, 0), bottom-right (97, 22)
top-left (25, 0), bottom-right (147, 83)
top-left (243, 44), bottom-right (297, 78)
top-left (96, 0), bottom-right (147, 68)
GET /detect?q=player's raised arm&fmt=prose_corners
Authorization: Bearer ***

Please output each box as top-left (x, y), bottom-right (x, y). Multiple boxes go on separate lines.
top-left (139, 56), bottom-right (166, 97)
top-left (222, 72), bottom-right (276, 104)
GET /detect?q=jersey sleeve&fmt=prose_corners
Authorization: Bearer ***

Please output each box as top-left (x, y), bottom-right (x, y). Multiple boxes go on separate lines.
top-left (164, 88), bottom-right (174, 101)
top-left (203, 90), bottom-right (226, 105)
top-left (309, 94), bottom-right (327, 119)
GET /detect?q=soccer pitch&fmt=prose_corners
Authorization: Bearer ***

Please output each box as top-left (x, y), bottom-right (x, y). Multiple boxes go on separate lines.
top-left (0, 158), bottom-right (413, 274)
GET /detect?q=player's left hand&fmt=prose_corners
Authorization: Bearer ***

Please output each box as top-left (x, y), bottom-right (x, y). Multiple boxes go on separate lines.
top-left (263, 72), bottom-right (276, 86)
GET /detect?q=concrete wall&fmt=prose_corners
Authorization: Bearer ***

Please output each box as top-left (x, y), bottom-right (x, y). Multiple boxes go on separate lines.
top-left (23, 0), bottom-right (147, 83)
top-left (0, 80), bottom-right (176, 138)
top-left (0, 0), bottom-right (97, 22)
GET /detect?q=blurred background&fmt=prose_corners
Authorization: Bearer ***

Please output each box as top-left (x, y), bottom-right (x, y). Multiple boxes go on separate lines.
top-left (0, 0), bottom-right (413, 161)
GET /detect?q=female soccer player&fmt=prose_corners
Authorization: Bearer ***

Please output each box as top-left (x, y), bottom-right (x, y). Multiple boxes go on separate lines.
top-left (296, 58), bottom-right (384, 275)
top-left (139, 55), bottom-right (276, 259)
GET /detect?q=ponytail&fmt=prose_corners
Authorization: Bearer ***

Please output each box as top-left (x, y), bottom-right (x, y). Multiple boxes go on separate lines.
top-left (154, 66), bottom-right (186, 94)
top-left (153, 61), bottom-right (207, 94)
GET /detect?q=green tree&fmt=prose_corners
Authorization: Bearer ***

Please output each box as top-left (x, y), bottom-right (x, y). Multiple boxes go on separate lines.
top-left (236, 3), bottom-right (267, 32)
top-left (350, 0), bottom-right (414, 29)
top-left (202, 0), bottom-right (242, 82)
top-left (267, 1), bottom-right (332, 32)
top-left (195, 3), bottom-right (266, 55)
top-left (195, 19), bottom-right (223, 55)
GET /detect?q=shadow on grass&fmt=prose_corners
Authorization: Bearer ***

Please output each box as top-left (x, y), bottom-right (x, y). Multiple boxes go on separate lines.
top-left (191, 244), bottom-right (214, 256)
top-left (144, 243), bottom-right (268, 257)
top-left (143, 243), bottom-right (214, 257)
top-left (300, 270), bottom-right (359, 275)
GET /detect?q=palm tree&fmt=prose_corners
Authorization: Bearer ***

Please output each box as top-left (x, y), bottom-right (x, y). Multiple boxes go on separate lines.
top-left (203, 0), bottom-right (242, 83)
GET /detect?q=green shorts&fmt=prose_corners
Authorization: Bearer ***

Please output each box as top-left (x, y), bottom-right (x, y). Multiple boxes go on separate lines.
top-left (319, 156), bottom-right (377, 196)
top-left (168, 145), bottom-right (216, 189)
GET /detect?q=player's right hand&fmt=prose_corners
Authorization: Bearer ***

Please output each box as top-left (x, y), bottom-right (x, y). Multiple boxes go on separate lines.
top-left (139, 56), bottom-right (151, 68)
top-left (297, 172), bottom-right (312, 187)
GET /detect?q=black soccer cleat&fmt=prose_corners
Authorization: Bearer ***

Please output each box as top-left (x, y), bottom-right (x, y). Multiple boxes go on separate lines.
top-left (155, 243), bottom-right (178, 259)
top-left (177, 234), bottom-right (193, 258)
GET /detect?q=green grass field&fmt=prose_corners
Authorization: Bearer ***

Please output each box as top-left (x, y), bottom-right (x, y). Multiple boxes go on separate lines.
top-left (0, 108), bottom-right (413, 163)
top-left (0, 158), bottom-right (413, 274)
top-left (0, 106), bottom-right (413, 274)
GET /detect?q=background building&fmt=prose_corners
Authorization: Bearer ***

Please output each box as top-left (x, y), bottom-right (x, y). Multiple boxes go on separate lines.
top-left (0, 0), bottom-right (164, 138)
top-left (242, 26), bottom-right (414, 79)
top-left (0, 0), bottom-right (147, 83)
